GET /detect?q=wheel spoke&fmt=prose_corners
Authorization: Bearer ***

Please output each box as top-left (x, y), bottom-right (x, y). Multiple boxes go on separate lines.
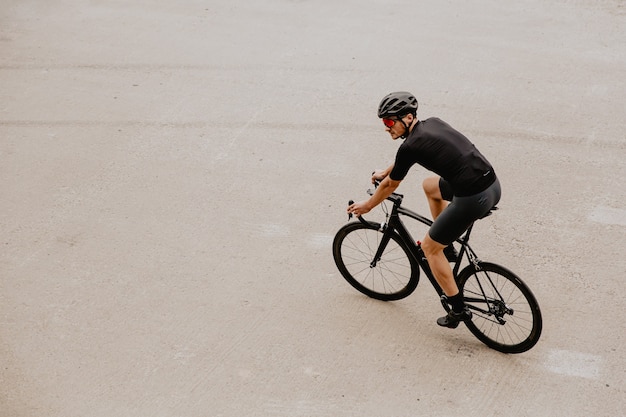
top-left (460, 263), bottom-right (542, 353)
top-left (333, 224), bottom-right (418, 301)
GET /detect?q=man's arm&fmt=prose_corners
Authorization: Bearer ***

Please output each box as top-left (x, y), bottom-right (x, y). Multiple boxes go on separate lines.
top-left (347, 176), bottom-right (401, 217)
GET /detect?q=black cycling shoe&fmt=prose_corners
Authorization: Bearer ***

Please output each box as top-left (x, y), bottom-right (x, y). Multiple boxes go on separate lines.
top-left (443, 244), bottom-right (458, 262)
top-left (437, 307), bottom-right (472, 329)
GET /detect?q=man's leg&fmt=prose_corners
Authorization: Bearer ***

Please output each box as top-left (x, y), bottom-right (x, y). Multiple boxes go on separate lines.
top-left (422, 233), bottom-right (472, 328)
top-left (423, 176), bottom-right (457, 262)
top-left (422, 176), bottom-right (447, 220)
top-left (421, 234), bottom-right (458, 296)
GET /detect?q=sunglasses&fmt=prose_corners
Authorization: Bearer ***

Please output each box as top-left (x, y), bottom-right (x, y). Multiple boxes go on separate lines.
top-left (382, 118), bottom-right (398, 128)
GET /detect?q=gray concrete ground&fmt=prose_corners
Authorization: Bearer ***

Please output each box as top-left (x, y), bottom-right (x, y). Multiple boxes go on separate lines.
top-left (1, 1), bottom-right (625, 416)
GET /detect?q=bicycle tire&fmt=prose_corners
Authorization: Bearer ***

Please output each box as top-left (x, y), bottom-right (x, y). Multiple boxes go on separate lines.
top-left (457, 262), bottom-right (542, 353)
top-left (333, 221), bottom-right (419, 301)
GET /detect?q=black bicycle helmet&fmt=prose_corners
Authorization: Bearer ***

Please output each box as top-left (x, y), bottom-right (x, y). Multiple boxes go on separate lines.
top-left (377, 91), bottom-right (418, 118)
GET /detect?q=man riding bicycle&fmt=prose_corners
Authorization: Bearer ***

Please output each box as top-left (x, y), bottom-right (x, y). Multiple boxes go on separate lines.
top-left (347, 91), bottom-right (501, 328)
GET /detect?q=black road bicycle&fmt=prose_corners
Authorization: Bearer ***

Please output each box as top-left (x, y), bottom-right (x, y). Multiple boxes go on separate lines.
top-left (332, 183), bottom-right (542, 353)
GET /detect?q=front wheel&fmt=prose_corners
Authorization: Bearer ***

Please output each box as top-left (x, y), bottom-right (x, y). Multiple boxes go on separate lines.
top-left (332, 222), bottom-right (419, 301)
top-left (458, 262), bottom-right (542, 353)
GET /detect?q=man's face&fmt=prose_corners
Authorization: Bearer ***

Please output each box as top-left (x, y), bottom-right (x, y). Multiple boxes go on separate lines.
top-left (382, 116), bottom-right (407, 140)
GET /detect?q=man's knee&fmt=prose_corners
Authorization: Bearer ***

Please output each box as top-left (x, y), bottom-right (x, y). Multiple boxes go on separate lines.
top-left (422, 176), bottom-right (441, 199)
top-left (421, 234), bottom-right (445, 257)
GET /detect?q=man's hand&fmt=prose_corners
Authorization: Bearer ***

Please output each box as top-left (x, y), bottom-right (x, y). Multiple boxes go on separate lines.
top-left (348, 169), bottom-right (400, 217)
top-left (371, 169), bottom-right (388, 184)
top-left (347, 200), bottom-right (371, 217)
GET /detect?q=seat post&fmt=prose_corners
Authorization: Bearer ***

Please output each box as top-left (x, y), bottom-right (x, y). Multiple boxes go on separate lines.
top-left (462, 222), bottom-right (475, 243)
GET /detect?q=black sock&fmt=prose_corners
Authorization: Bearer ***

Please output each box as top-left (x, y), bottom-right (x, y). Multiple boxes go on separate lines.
top-left (447, 293), bottom-right (465, 313)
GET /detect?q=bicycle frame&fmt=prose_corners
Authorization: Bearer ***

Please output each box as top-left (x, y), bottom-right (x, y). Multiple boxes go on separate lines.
top-left (356, 191), bottom-right (483, 299)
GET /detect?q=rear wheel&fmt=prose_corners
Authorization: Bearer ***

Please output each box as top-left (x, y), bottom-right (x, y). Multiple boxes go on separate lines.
top-left (332, 222), bottom-right (419, 301)
top-left (458, 262), bottom-right (542, 353)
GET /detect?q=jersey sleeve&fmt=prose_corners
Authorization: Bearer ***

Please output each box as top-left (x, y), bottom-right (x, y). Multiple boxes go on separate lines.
top-left (389, 145), bottom-right (413, 181)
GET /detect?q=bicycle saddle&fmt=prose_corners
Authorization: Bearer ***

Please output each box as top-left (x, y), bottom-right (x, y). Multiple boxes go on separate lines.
top-left (480, 206), bottom-right (499, 219)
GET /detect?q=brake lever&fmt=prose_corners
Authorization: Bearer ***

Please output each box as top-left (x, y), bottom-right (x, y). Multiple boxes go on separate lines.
top-left (348, 200), bottom-right (354, 220)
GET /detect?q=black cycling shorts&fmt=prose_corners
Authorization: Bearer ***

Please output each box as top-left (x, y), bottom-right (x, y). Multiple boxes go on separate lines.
top-left (429, 177), bottom-right (502, 245)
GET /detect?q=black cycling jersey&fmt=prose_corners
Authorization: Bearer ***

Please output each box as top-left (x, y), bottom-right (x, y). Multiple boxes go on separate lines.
top-left (389, 117), bottom-right (496, 197)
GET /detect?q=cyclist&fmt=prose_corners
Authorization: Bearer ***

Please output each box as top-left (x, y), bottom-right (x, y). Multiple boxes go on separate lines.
top-left (347, 91), bottom-right (501, 328)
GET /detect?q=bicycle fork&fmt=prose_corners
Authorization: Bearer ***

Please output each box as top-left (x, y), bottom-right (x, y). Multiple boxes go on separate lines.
top-left (369, 222), bottom-right (390, 268)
